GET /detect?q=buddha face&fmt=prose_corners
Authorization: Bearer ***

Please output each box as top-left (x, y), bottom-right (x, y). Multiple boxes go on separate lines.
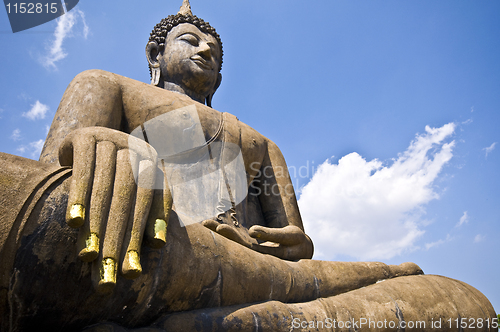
top-left (158, 23), bottom-right (221, 99)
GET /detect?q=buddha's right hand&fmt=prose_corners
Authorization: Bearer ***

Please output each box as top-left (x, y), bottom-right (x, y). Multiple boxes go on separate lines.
top-left (59, 127), bottom-right (172, 293)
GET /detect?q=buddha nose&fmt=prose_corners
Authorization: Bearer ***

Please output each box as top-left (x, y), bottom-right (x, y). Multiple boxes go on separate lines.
top-left (198, 41), bottom-right (212, 60)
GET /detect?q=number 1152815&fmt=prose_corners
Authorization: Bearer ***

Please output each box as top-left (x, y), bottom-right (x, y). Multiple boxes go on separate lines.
top-left (5, 3), bottom-right (59, 14)
top-left (447, 317), bottom-right (498, 329)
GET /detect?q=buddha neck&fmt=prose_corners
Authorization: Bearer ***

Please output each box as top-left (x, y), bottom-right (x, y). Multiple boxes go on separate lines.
top-left (161, 81), bottom-right (206, 105)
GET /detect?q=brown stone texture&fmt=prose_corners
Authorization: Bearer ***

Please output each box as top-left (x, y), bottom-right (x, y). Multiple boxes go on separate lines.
top-left (0, 5), bottom-right (496, 330)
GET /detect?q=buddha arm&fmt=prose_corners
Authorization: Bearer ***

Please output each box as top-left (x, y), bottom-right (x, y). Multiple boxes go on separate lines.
top-left (249, 139), bottom-right (314, 260)
top-left (37, 70), bottom-right (167, 292)
top-left (257, 140), bottom-right (303, 230)
top-left (40, 70), bottom-right (124, 164)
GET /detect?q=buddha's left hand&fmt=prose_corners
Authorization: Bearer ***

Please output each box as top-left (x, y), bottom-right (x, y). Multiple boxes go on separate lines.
top-left (248, 225), bottom-right (314, 260)
top-left (203, 220), bottom-right (313, 261)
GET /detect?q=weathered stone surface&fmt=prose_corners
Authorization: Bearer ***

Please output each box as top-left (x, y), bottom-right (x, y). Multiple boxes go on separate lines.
top-left (153, 275), bottom-right (495, 332)
top-left (0, 1), bottom-right (496, 330)
top-left (2, 165), bottom-right (429, 330)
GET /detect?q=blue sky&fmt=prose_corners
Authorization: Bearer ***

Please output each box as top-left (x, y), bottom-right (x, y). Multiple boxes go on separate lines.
top-left (1, 0), bottom-right (498, 312)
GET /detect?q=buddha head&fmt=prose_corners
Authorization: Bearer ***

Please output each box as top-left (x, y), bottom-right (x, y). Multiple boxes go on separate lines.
top-left (146, 0), bottom-right (223, 107)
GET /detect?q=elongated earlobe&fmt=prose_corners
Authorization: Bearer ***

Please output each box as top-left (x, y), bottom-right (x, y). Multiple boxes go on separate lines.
top-left (206, 94), bottom-right (213, 108)
top-left (151, 67), bottom-right (160, 86)
top-left (206, 73), bottom-right (222, 107)
top-left (146, 41), bottom-right (161, 86)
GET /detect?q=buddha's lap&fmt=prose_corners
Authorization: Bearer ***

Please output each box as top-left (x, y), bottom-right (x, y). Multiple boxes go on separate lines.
top-left (1, 155), bottom-right (496, 330)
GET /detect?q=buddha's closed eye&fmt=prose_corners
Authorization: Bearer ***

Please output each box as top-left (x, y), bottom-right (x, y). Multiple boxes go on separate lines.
top-left (179, 33), bottom-right (199, 46)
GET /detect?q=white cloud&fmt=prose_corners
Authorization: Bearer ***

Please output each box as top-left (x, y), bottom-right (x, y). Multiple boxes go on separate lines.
top-left (17, 93), bottom-right (30, 102)
top-left (79, 10), bottom-right (90, 39)
top-left (425, 239), bottom-right (444, 250)
top-left (22, 100), bottom-right (49, 120)
top-left (17, 139), bottom-right (45, 159)
top-left (29, 139), bottom-right (45, 158)
top-left (42, 12), bottom-right (76, 68)
top-left (425, 234), bottom-right (452, 250)
top-left (41, 9), bottom-right (89, 69)
top-left (298, 123), bottom-right (456, 260)
top-left (10, 129), bottom-right (21, 141)
top-left (483, 142), bottom-right (496, 158)
top-left (456, 211), bottom-right (469, 227)
top-left (474, 234), bottom-right (485, 243)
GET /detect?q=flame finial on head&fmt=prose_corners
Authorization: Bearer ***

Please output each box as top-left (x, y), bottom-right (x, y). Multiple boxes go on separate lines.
top-left (178, 0), bottom-right (193, 16)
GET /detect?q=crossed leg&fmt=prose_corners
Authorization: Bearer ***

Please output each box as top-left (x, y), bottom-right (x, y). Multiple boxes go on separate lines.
top-left (1, 154), bottom-right (495, 331)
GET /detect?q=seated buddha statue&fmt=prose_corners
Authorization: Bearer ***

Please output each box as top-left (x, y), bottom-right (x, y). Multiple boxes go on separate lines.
top-left (0, 1), bottom-right (495, 331)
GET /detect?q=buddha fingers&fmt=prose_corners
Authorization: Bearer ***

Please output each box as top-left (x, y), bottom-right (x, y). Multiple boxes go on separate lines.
top-left (121, 159), bottom-right (156, 279)
top-left (145, 162), bottom-right (172, 249)
top-left (77, 141), bottom-right (117, 262)
top-left (249, 225), bottom-right (305, 246)
top-left (95, 148), bottom-right (136, 292)
top-left (62, 134), bottom-right (97, 228)
top-left (60, 127), bottom-right (167, 292)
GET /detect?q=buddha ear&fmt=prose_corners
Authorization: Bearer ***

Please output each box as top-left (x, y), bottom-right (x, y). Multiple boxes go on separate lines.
top-left (206, 73), bottom-right (222, 108)
top-left (146, 41), bottom-right (161, 85)
top-left (214, 72), bottom-right (222, 93)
